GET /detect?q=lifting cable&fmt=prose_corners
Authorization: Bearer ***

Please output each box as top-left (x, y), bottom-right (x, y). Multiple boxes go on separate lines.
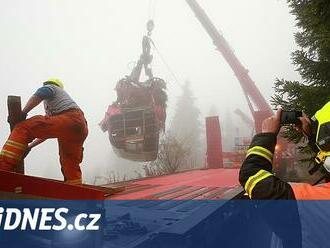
top-left (148, 0), bottom-right (157, 21)
top-left (150, 40), bottom-right (183, 88)
top-left (147, 0), bottom-right (183, 89)
top-left (126, 0), bottom-right (157, 79)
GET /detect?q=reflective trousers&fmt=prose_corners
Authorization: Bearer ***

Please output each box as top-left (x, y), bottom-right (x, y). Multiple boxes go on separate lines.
top-left (0, 109), bottom-right (88, 184)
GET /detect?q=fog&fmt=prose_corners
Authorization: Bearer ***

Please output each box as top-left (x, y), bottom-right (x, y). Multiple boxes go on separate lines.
top-left (0, 0), bottom-right (300, 183)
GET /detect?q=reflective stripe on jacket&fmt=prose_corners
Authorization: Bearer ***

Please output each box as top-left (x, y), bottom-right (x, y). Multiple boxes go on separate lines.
top-left (239, 133), bottom-right (330, 200)
top-left (239, 133), bottom-right (295, 199)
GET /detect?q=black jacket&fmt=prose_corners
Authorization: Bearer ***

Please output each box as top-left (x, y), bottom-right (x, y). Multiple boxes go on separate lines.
top-left (239, 133), bottom-right (295, 199)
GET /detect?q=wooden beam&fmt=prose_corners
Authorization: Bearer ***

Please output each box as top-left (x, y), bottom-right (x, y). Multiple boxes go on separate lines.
top-left (7, 95), bottom-right (25, 174)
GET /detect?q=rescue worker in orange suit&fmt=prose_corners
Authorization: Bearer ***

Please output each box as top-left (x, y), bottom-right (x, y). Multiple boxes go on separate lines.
top-left (240, 101), bottom-right (330, 200)
top-left (0, 79), bottom-right (88, 185)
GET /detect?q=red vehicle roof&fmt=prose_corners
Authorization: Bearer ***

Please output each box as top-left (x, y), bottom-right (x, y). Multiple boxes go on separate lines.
top-left (106, 168), bottom-right (240, 200)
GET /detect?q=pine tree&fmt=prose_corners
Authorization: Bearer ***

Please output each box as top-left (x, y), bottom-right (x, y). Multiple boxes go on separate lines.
top-left (272, 0), bottom-right (330, 143)
top-left (170, 81), bottom-right (202, 169)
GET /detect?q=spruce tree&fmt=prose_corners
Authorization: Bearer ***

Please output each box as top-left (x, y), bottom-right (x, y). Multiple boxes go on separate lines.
top-left (272, 0), bottom-right (330, 143)
top-left (170, 81), bottom-right (202, 169)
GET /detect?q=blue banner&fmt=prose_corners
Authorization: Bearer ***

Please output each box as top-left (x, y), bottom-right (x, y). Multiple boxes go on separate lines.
top-left (0, 200), bottom-right (329, 248)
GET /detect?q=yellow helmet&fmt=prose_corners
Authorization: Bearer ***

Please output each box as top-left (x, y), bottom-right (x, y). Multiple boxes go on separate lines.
top-left (311, 101), bottom-right (330, 171)
top-left (314, 102), bottom-right (330, 151)
top-left (43, 78), bottom-right (64, 89)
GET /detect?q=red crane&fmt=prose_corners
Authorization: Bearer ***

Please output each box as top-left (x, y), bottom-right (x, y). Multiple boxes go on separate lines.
top-left (186, 0), bottom-right (273, 132)
top-left (234, 108), bottom-right (255, 138)
top-left (234, 109), bottom-right (255, 131)
top-left (186, 0), bottom-right (298, 174)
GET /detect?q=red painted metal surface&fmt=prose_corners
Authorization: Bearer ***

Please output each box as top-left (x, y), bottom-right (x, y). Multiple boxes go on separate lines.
top-left (107, 168), bottom-right (240, 200)
top-left (205, 116), bottom-right (223, 169)
top-left (0, 170), bottom-right (106, 200)
top-left (0, 169), bottom-right (240, 200)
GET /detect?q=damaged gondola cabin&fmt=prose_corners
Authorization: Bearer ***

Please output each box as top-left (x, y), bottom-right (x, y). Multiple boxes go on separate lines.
top-left (100, 20), bottom-right (167, 162)
top-left (100, 77), bottom-right (167, 162)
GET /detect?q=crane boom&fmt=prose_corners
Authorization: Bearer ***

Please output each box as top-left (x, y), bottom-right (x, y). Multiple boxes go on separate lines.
top-left (186, 0), bottom-right (273, 131)
top-left (234, 109), bottom-right (254, 129)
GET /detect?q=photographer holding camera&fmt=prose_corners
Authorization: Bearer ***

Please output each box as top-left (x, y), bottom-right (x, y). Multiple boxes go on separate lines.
top-left (239, 101), bottom-right (330, 200)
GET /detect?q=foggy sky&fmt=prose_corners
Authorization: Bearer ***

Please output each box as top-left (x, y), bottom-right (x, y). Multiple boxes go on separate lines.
top-left (0, 0), bottom-right (300, 183)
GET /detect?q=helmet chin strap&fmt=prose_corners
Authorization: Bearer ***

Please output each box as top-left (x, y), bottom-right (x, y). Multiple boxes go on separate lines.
top-left (311, 151), bottom-right (330, 185)
top-left (315, 150), bottom-right (330, 166)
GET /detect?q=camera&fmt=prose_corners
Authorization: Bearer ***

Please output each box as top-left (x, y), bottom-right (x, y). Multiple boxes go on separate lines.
top-left (280, 111), bottom-right (302, 125)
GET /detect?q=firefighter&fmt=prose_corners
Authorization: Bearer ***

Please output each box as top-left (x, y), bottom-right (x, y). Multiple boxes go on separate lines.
top-left (239, 101), bottom-right (330, 199)
top-left (0, 79), bottom-right (88, 185)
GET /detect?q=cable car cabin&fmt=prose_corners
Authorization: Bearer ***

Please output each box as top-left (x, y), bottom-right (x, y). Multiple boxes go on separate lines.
top-left (100, 77), bottom-right (167, 162)
top-left (107, 107), bottom-right (160, 161)
top-left (100, 20), bottom-right (167, 162)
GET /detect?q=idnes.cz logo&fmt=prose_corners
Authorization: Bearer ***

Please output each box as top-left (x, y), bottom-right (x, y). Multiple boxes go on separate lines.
top-left (0, 207), bottom-right (101, 231)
